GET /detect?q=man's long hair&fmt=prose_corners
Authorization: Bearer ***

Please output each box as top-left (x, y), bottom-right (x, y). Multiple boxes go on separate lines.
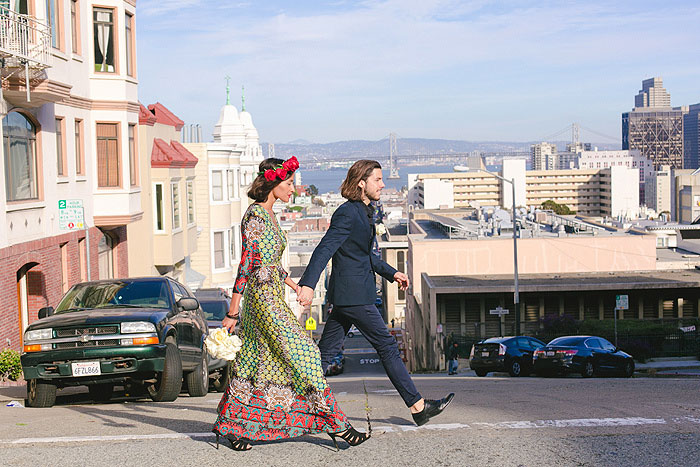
top-left (340, 160), bottom-right (382, 201)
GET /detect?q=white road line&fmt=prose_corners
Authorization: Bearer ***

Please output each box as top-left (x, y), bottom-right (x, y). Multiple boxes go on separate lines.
top-left (0, 417), bottom-right (687, 445)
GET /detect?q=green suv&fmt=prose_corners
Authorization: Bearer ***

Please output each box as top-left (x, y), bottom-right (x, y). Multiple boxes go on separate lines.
top-left (21, 277), bottom-right (210, 407)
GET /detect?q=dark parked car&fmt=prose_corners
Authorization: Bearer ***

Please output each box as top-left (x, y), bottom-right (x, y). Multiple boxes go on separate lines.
top-left (469, 336), bottom-right (546, 377)
top-left (195, 291), bottom-right (232, 392)
top-left (532, 335), bottom-right (635, 378)
top-left (20, 277), bottom-right (210, 407)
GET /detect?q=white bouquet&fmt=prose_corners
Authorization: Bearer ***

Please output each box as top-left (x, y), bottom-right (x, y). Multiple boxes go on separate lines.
top-left (205, 327), bottom-right (243, 361)
top-left (375, 223), bottom-right (387, 236)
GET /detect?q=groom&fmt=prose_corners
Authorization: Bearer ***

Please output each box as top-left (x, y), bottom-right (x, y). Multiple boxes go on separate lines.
top-left (297, 160), bottom-right (453, 426)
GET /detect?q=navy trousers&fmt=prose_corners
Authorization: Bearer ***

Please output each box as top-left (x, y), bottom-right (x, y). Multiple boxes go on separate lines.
top-left (318, 304), bottom-right (422, 407)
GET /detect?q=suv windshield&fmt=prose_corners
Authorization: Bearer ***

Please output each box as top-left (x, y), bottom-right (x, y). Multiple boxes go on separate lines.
top-left (55, 281), bottom-right (172, 313)
top-left (200, 300), bottom-right (228, 321)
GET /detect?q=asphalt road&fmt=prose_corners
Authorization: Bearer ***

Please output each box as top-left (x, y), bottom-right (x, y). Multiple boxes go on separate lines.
top-left (2, 374), bottom-right (699, 467)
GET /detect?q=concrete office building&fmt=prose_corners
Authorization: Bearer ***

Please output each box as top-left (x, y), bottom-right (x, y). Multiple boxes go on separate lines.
top-left (622, 77), bottom-right (686, 169)
top-left (645, 166), bottom-right (673, 217)
top-left (578, 149), bottom-right (653, 201)
top-left (530, 142), bottom-right (557, 170)
top-left (684, 104), bottom-right (700, 170)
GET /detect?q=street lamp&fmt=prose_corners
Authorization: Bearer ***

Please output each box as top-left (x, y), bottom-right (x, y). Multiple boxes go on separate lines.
top-left (477, 168), bottom-right (520, 335)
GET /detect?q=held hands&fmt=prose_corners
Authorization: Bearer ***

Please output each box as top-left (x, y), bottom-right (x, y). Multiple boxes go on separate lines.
top-left (296, 285), bottom-right (314, 307)
top-left (394, 271), bottom-right (409, 291)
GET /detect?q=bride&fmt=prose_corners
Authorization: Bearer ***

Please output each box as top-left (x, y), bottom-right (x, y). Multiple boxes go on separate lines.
top-left (212, 157), bottom-right (369, 451)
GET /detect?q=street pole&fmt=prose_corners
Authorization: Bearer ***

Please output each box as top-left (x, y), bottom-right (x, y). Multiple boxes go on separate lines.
top-left (614, 307), bottom-right (618, 347)
top-left (478, 169), bottom-right (521, 336)
top-left (83, 206), bottom-right (91, 281)
top-left (512, 179), bottom-right (520, 336)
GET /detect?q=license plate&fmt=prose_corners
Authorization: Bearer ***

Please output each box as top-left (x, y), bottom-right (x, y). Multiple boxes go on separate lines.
top-left (71, 361), bottom-right (101, 377)
top-left (546, 351), bottom-right (555, 357)
top-left (481, 351), bottom-right (490, 357)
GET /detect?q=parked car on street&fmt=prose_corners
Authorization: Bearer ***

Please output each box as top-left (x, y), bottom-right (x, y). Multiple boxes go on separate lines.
top-left (469, 336), bottom-right (546, 377)
top-left (20, 277), bottom-right (210, 407)
top-left (195, 291), bottom-right (232, 392)
top-left (347, 325), bottom-right (361, 338)
top-left (532, 335), bottom-right (635, 378)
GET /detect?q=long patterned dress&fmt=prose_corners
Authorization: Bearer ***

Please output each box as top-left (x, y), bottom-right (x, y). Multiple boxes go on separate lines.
top-left (213, 203), bottom-right (350, 441)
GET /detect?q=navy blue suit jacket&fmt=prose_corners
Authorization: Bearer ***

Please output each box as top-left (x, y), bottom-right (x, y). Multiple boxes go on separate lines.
top-left (299, 200), bottom-right (397, 306)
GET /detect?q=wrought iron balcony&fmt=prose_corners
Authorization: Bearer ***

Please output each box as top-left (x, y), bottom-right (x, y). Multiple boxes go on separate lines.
top-left (0, 5), bottom-right (51, 79)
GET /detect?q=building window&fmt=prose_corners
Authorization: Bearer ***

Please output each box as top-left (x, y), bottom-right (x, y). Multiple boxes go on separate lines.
top-left (171, 181), bottom-right (181, 230)
top-left (55, 117), bottom-right (65, 176)
top-left (70, 0), bottom-right (79, 53)
top-left (97, 230), bottom-right (114, 279)
top-left (212, 170), bottom-right (223, 201)
top-left (154, 183), bottom-right (164, 232)
top-left (75, 119), bottom-right (84, 175)
top-left (125, 12), bottom-right (134, 76)
top-left (227, 169), bottom-right (234, 200)
top-left (93, 7), bottom-right (115, 72)
top-left (128, 124), bottom-right (137, 186)
top-left (96, 123), bottom-right (119, 187)
top-left (187, 180), bottom-right (195, 225)
top-left (213, 231), bottom-right (225, 269)
top-left (397, 250), bottom-right (406, 301)
top-left (3, 112), bottom-right (38, 202)
top-left (46, 0), bottom-right (62, 49)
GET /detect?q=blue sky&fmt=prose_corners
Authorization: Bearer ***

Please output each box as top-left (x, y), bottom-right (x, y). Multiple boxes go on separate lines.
top-left (136, 0), bottom-right (700, 144)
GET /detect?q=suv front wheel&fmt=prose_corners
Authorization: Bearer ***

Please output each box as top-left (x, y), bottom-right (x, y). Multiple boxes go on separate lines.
top-left (148, 342), bottom-right (183, 402)
top-left (26, 379), bottom-right (57, 408)
top-left (185, 348), bottom-right (209, 397)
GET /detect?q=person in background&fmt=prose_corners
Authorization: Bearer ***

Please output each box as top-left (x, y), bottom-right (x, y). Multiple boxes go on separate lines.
top-left (448, 342), bottom-right (459, 375)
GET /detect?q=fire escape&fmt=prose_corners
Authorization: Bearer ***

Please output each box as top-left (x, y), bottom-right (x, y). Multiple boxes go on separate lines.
top-left (0, 5), bottom-right (53, 106)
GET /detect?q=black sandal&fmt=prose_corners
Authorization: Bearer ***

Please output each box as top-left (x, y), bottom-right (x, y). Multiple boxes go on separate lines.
top-left (328, 426), bottom-right (370, 450)
top-left (212, 428), bottom-right (252, 451)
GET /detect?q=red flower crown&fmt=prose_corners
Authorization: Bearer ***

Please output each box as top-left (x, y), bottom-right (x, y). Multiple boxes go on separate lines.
top-left (259, 156), bottom-right (299, 181)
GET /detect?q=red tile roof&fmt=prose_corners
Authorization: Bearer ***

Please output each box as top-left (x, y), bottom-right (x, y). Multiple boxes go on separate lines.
top-left (151, 138), bottom-right (198, 168)
top-left (147, 102), bottom-right (184, 130)
top-left (139, 104), bottom-right (157, 126)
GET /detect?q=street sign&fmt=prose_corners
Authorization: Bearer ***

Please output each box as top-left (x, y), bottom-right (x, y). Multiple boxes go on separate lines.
top-left (305, 317), bottom-right (317, 331)
top-left (58, 199), bottom-right (84, 231)
top-left (489, 306), bottom-right (509, 316)
top-left (616, 294), bottom-right (629, 310)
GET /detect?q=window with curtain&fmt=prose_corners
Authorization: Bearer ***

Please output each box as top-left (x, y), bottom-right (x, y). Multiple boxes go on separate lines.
top-left (55, 117), bottom-right (64, 176)
top-left (187, 180), bottom-right (195, 225)
top-left (125, 12), bottom-right (134, 76)
top-left (229, 227), bottom-right (235, 264)
top-left (213, 232), bottom-right (225, 269)
top-left (75, 119), bottom-right (83, 175)
top-left (171, 181), bottom-right (180, 230)
top-left (212, 170), bottom-right (223, 201)
top-left (3, 112), bottom-right (38, 202)
top-left (128, 124), bottom-right (136, 186)
top-left (93, 7), bottom-right (114, 72)
top-left (70, 0), bottom-right (78, 53)
top-left (96, 123), bottom-right (119, 187)
top-left (46, 0), bottom-right (60, 49)
top-left (154, 183), bottom-right (163, 232)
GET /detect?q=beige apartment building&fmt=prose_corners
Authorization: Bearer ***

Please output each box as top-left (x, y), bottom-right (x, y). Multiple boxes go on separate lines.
top-left (126, 103), bottom-right (198, 283)
top-left (409, 165), bottom-right (640, 218)
top-left (184, 101), bottom-right (264, 293)
top-left (0, 1), bottom-right (140, 350)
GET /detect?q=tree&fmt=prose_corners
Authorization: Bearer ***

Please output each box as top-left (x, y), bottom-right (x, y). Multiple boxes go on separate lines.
top-left (308, 184), bottom-right (319, 196)
top-left (541, 199), bottom-right (574, 215)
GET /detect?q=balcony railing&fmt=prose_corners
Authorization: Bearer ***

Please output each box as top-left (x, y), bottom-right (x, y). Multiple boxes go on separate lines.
top-left (0, 5), bottom-right (51, 77)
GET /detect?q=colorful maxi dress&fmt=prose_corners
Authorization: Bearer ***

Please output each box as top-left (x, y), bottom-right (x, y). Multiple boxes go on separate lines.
top-left (213, 203), bottom-right (350, 440)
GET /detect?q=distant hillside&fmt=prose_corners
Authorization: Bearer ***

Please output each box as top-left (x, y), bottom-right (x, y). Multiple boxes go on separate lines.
top-left (264, 138), bottom-right (618, 160)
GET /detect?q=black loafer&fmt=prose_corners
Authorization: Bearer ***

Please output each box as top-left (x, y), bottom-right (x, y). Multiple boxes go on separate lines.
top-left (412, 393), bottom-right (455, 426)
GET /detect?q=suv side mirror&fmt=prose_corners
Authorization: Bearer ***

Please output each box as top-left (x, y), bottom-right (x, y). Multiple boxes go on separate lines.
top-left (178, 297), bottom-right (199, 311)
top-left (38, 307), bottom-right (54, 319)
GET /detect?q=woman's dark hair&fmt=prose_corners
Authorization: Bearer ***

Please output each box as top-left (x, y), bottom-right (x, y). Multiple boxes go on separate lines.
top-left (340, 159), bottom-right (382, 201)
top-left (247, 158), bottom-right (294, 202)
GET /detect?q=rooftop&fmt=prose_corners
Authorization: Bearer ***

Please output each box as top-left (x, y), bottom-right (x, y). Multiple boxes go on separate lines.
top-left (423, 269), bottom-right (700, 293)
